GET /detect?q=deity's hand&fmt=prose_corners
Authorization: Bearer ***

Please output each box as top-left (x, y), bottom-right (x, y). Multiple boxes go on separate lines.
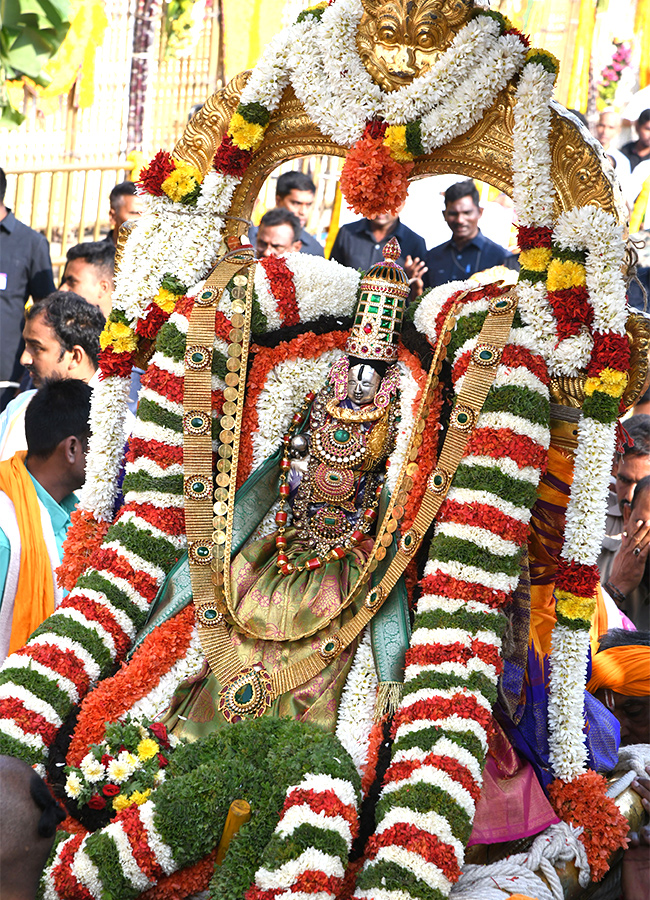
top-left (608, 516), bottom-right (650, 599)
top-left (404, 255), bottom-right (427, 298)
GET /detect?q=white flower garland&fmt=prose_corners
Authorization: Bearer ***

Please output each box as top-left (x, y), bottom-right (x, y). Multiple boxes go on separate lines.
top-left (286, 1), bottom-right (525, 149)
top-left (512, 61), bottom-right (556, 228)
top-left (335, 630), bottom-right (378, 776)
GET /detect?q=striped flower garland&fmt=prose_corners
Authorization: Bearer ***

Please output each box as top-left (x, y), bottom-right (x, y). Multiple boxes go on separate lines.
top-left (353, 283), bottom-right (551, 900)
top-left (41, 721), bottom-right (361, 900)
top-left (246, 774), bottom-right (360, 900)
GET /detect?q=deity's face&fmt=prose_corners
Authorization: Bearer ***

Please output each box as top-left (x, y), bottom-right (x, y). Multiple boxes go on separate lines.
top-left (347, 364), bottom-right (381, 406)
top-left (356, 0), bottom-right (472, 92)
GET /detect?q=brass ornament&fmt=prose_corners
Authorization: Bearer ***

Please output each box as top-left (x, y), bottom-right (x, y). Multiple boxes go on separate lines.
top-left (622, 312), bottom-right (650, 411)
top-left (356, 0), bottom-right (473, 92)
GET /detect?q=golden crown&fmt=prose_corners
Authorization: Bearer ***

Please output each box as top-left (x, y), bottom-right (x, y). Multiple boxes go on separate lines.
top-left (346, 238), bottom-right (409, 363)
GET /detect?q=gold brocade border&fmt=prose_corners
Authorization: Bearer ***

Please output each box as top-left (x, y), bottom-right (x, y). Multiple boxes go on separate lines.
top-left (187, 281), bottom-right (518, 711)
top-left (184, 250), bottom-right (255, 687)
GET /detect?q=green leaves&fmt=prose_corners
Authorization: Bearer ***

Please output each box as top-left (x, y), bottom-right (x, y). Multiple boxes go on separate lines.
top-left (1, 0), bottom-right (72, 127)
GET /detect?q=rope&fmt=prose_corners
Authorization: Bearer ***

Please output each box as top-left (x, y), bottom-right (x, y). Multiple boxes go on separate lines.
top-left (450, 822), bottom-right (590, 900)
top-left (613, 743), bottom-right (650, 778)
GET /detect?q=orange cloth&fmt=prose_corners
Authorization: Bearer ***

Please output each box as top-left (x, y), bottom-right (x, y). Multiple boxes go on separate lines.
top-left (586, 646), bottom-right (650, 697)
top-left (0, 452), bottom-right (55, 653)
top-left (528, 445), bottom-right (573, 658)
top-left (528, 445), bottom-right (609, 659)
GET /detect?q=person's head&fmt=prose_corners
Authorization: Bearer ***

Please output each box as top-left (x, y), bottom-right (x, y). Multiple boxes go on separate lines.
top-left (275, 171), bottom-right (316, 228)
top-left (443, 179), bottom-right (482, 246)
top-left (21, 291), bottom-right (105, 387)
top-left (589, 629), bottom-right (650, 745)
top-left (108, 181), bottom-right (143, 239)
top-left (615, 415), bottom-right (650, 512)
top-left (0, 755), bottom-right (65, 900)
top-left (595, 109), bottom-right (621, 150)
top-left (25, 379), bottom-right (92, 493)
top-left (256, 208), bottom-right (302, 258)
top-left (636, 109), bottom-right (650, 149)
top-left (0, 166), bottom-right (6, 207)
top-left (627, 473), bottom-right (650, 526)
top-left (60, 241), bottom-right (116, 317)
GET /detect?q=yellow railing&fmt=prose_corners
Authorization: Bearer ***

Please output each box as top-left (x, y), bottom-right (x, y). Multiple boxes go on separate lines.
top-left (4, 162), bottom-right (135, 276)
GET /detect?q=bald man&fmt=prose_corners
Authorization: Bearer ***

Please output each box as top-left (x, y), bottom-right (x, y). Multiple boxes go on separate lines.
top-left (0, 755), bottom-right (65, 899)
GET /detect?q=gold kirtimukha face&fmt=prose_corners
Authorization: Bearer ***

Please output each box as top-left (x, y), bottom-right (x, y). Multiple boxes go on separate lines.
top-left (356, 0), bottom-right (473, 92)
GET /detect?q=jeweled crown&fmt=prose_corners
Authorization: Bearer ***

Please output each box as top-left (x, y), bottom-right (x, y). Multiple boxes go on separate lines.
top-left (346, 238), bottom-right (409, 363)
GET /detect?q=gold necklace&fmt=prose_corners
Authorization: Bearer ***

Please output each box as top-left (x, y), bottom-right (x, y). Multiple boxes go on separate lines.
top-left (325, 397), bottom-right (386, 423)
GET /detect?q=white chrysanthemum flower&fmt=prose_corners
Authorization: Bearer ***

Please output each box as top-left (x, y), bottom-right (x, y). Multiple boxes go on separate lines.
top-left (65, 772), bottom-right (83, 799)
top-left (79, 754), bottom-right (105, 784)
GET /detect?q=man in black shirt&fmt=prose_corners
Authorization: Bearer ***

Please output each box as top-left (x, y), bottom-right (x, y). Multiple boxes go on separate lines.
top-left (412, 180), bottom-right (511, 295)
top-left (249, 171), bottom-right (325, 257)
top-left (329, 208), bottom-right (426, 272)
top-left (0, 168), bottom-right (55, 411)
top-left (621, 109), bottom-right (650, 172)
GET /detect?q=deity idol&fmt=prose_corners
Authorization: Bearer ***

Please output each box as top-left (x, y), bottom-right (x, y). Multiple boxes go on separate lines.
top-left (165, 240), bottom-right (407, 736)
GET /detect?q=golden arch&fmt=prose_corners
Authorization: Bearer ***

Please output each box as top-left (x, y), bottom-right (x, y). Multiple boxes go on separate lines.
top-left (172, 74), bottom-right (626, 239)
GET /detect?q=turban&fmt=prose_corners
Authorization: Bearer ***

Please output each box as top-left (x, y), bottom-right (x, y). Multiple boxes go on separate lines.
top-left (586, 646), bottom-right (650, 697)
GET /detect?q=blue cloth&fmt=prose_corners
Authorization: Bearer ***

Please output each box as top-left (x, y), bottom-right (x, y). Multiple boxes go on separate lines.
top-left (501, 645), bottom-right (620, 790)
top-left (0, 468), bottom-right (78, 610)
top-left (330, 218), bottom-right (426, 272)
top-left (423, 230), bottom-right (511, 288)
top-left (248, 224), bottom-right (324, 257)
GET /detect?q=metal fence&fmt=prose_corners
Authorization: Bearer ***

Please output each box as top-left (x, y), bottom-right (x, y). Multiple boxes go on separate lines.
top-left (3, 163), bottom-right (135, 274)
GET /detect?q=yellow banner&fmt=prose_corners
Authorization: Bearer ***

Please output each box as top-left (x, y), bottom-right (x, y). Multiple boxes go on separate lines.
top-left (635, 0), bottom-right (650, 88)
top-left (222, 0), bottom-right (288, 81)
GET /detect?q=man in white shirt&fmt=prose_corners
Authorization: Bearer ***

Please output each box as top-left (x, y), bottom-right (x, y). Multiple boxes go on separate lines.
top-left (0, 292), bottom-right (104, 461)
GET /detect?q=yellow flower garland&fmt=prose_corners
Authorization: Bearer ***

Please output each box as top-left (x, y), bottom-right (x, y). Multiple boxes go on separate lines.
top-left (555, 589), bottom-right (597, 625)
top-left (100, 320), bottom-right (138, 354)
top-left (585, 367), bottom-right (628, 399)
top-left (546, 258), bottom-right (586, 291)
top-left (519, 247), bottom-right (552, 271)
top-left (228, 113), bottom-right (266, 152)
top-left (383, 125), bottom-right (413, 162)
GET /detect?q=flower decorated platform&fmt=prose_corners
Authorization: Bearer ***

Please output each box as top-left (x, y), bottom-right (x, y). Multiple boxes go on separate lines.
top-left (0, 2), bottom-right (649, 900)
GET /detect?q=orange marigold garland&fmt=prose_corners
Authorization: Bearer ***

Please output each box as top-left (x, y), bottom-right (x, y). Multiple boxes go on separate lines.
top-left (57, 510), bottom-right (111, 592)
top-left (548, 771), bottom-right (629, 881)
top-left (66, 606), bottom-right (196, 766)
top-left (340, 124), bottom-right (413, 219)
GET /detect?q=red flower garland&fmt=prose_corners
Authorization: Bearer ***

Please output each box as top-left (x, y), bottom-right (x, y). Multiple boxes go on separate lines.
top-left (547, 286), bottom-right (593, 340)
top-left (260, 256), bottom-right (300, 327)
top-left (438, 498), bottom-right (529, 544)
top-left (419, 570), bottom-right (508, 609)
top-left (136, 303), bottom-right (171, 341)
top-left (587, 331), bottom-right (631, 376)
top-left (141, 851), bottom-right (218, 900)
top-left (517, 224), bottom-right (553, 250)
top-left (98, 349), bottom-right (133, 379)
top-left (407, 640), bottom-right (503, 673)
top-left (391, 693), bottom-right (493, 736)
top-left (213, 135), bottom-right (252, 178)
top-left (365, 823), bottom-right (461, 882)
top-left (555, 558), bottom-right (600, 596)
top-left (18, 643), bottom-right (90, 696)
top-left (58, 510), bottom-right (111, 592)
top-left (139, 150), bottom-right (175, 197)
